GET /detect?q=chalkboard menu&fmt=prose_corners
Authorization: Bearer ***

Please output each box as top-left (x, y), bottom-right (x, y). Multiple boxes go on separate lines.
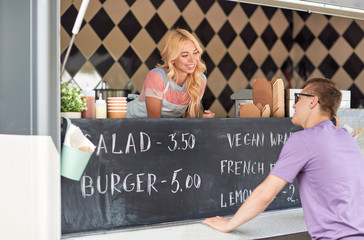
top-left (61, 118), bottom-right (302, 235)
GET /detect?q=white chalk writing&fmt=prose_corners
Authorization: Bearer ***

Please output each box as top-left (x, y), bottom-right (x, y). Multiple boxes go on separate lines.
top-left (221, 160), bottom-right (264, 176)
top-left (227, 132), bottom-right (265, 148)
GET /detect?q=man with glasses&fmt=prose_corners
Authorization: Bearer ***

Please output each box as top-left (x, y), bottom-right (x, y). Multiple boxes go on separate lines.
top-left (203, 78), bottom-right (364, 239)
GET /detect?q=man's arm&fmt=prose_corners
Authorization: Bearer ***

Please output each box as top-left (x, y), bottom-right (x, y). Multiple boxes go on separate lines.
top-left (202, 174), bottom-right (288, 233)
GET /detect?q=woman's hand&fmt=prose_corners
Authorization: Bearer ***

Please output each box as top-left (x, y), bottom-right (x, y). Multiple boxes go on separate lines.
top-left (202, 216), bottom-right (231, 233)
top-left (201, 110), bottom-right (215, 118)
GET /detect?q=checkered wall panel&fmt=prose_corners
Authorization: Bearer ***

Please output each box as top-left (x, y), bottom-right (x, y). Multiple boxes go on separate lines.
top-left (61, 0), bottom-right (364, 117)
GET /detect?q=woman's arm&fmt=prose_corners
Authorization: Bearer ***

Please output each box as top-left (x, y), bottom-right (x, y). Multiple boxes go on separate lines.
top-left (146, 96), bottom-right (162, 118)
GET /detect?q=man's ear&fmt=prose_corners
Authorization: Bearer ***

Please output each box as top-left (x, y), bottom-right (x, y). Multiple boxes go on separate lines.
top-left (310, 97), bottom-right (320, 109)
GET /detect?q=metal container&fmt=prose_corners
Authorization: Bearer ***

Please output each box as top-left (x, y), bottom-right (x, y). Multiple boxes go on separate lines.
top-left (94, 89), bottom-right (131, 100)
top-left (230, 89), bottom-right (253, 117)
top-left (94, 80), bottom-right (131, 101)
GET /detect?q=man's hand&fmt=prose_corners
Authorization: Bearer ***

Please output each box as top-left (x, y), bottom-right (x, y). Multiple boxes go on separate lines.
top-left (202, 216), bottom-right (231, 233)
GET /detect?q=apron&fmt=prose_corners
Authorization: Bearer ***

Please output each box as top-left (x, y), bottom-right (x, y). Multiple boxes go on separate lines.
top-left (127, 81), bottom-right (188, 118)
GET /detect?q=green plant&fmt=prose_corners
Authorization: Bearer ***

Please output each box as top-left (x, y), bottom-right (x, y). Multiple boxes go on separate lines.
top-left (61, 83), bottom-right (87, 112)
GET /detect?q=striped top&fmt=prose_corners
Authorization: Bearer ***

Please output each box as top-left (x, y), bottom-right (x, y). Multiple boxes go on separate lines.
top-left (138, 67), bottom-right (207, 107)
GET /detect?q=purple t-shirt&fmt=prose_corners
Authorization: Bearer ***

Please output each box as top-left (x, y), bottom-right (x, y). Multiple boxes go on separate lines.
top-left (271, 120), bottom-right (364, 239)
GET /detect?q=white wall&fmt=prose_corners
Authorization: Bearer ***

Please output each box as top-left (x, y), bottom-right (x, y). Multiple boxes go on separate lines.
top-left (0, 135), bottom-right (61, 240)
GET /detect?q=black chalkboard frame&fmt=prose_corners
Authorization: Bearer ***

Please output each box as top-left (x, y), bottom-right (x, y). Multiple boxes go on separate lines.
top-left (61, 118), bottom-right (302, 236)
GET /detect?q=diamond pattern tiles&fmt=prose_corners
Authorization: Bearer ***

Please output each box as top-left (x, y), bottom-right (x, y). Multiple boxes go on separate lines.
top-left (261, 25), bottom-right (278, 50)
top-left (218, 85), bottom-right (234, 112)
top-left (151, 0), bottom-right (164, 9)
top-left (293, 12), bottom-right (364, 107)
top-left (145, 48), bottom-right (162, 70)
top-left (61, 5), bottom-right (86, 36)
top-left (240, 2), bottom-right (257, 18)
top-left (218, 53), bottom-right (236, 80)
top-left (202, 52), bottom-right (215, 78)
top-left (318, 24), bottom-right (339, 50)
top-left (195, 19), bottom-right (215, 47)
top-left (118, 47), bottom-right (142, 78)
top-left (145, 13), bottom-right (168, 43)
top-left (118, 11), bottom-right (142, 42)
top-left (343, 53), bottom-right (364, 80)
top-left (261, 55), bottom-right (278, 80)
top-left (61, 0), bottom-right (364, 118)
top-left (196, 0), bottom-right (215, 14)
top-left (61, 45), bottom-right (86, 77)
top-left (319, 55), bottom-right (339, 79)
top-left (343, 21), bottom-right (363, 48)
top-left (218, 0), bottom-right (236, 16)
top-left (89, 44), bottom-right (115, 76)
top-left (218, 21), bottom-right (237, 48)
top-left (240, 54), bottom-right (258, 80)
top-left (89, 8), bottom-right (115, 40)
top-left (240, 23), bottom-right (257, 48)
top-left (295, 55), bottom-right (315, 81)
top-left (172, 16), bottom-right (192, 32)
top-left (295, 26), bottom-right (315, 51)
top-left (261, 6), bottom-right (277, 20)
top-left (173, 0), bottom-right (190, 12)
top-left (125, 0), bottom-right (136, 7)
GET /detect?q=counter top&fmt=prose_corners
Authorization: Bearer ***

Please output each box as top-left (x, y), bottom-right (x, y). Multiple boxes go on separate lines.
top-left (63, 208), bottom-right (307, 240)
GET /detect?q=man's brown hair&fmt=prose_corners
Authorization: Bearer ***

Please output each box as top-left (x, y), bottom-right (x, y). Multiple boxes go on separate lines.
top-left (304, 78), bottom-right (342, 119)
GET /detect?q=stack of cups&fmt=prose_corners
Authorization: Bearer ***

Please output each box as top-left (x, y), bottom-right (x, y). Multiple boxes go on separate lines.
top-left (107, 97), bottom-right (127, 118)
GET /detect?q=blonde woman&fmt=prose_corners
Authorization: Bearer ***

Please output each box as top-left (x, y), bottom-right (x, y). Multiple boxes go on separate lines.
top-left (127, 28), bottom-right (215, 118)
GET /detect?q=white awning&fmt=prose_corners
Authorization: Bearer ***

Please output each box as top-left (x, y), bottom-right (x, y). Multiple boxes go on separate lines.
top-left (232, 0), bottom-right (364, 20)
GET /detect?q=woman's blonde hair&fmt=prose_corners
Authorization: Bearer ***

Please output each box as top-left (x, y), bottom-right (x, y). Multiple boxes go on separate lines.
top-left (156, 28), bottom-right (206, 117)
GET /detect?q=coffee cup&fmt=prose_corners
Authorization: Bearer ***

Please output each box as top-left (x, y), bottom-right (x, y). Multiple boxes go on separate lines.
top-left (108, 110), bottom-right (127, 118)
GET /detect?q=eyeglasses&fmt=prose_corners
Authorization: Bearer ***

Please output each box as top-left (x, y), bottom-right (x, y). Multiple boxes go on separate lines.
top-left (294, 93), bottom-right (320, 104)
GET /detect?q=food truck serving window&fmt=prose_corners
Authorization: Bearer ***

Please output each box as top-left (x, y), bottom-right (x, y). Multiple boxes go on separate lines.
top-left (233, 0), bottom-right (364, 20)
top-left (310, 0), bottom-right (364, 10)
